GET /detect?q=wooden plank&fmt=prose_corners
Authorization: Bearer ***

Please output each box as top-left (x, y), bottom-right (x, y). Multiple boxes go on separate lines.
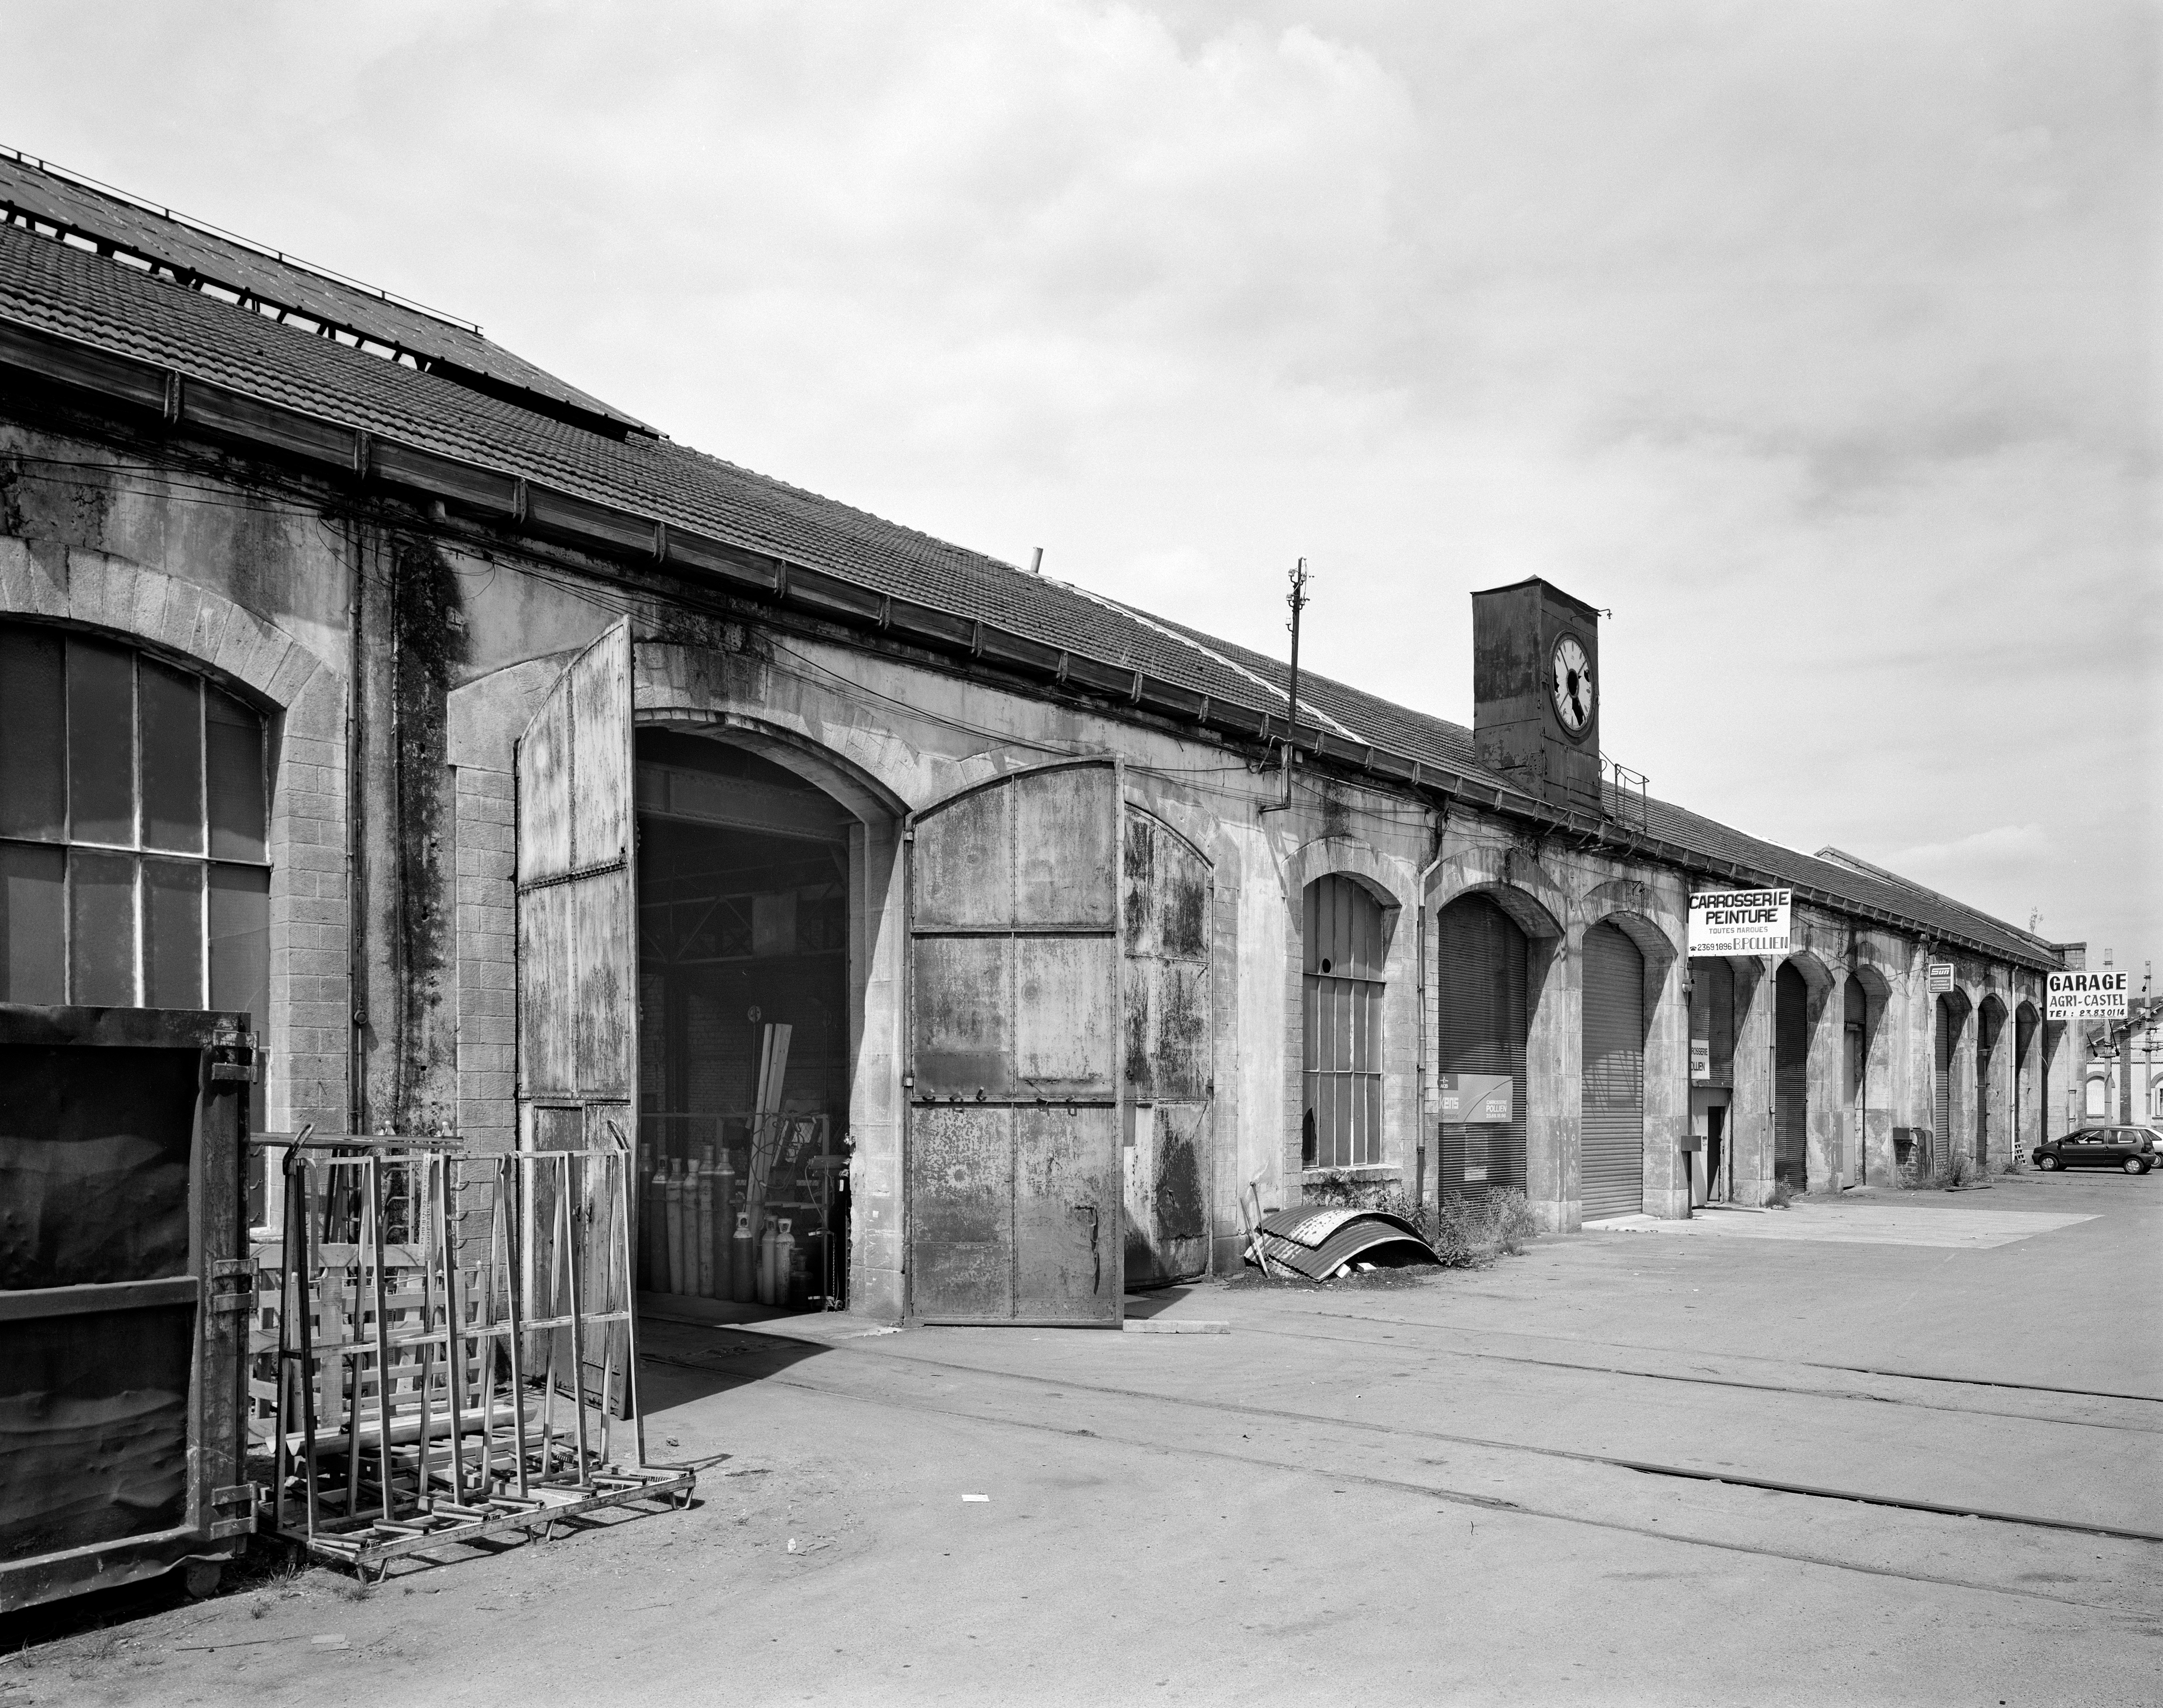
top-left (0, 1276), bottom-right (198, 1322)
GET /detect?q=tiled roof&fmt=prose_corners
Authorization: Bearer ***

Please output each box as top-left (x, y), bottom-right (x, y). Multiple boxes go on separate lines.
top-left (0, 215), bottom-right (2056, 969)
top-left (0, 152), bottom-right (646, 433)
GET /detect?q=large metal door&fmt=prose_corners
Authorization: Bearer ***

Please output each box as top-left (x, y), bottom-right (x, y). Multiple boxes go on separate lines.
top-left (515, 621), bottom-right (635, 1409)
top-left (517, 619), bottom-right (636, 1154)
top-left (1122, 808), bottom-right (1212, 1287)
top-left (1580, 923), bottom-right (1645, 1219)
top-left (907, 759), bottom-right (1125, 1325)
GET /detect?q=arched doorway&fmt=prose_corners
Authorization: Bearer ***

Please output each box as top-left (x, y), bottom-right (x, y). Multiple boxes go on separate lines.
top-left (2013, 1001), bottom-right (2039, 1161)
top-left (1301, 874), bottom-right (1390, 1171)
top-left (1975, 997), bottom-right (2007, 1174)
top-left (1581, 921), bottom-right (1645, 1219)
top-left (1932, 992), bottom-right (1970, 1179)
top-left (1434, 892), bottom-right (1529, 1203)
top-left (1688, 959), bottom-right (1739, 1205)
top-left (1774, 962), bottom-right (1810, 1189)
top-left (634, 727), bottom-right (860, 1316)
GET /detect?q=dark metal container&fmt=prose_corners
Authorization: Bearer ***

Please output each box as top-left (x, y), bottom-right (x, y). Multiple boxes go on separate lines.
top-left (0, 1004), bottom-right (255, 1612)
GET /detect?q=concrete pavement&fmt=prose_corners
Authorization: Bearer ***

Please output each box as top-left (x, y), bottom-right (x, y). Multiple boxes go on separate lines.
top-left (11, 1170), bottom-right (2161, 1706)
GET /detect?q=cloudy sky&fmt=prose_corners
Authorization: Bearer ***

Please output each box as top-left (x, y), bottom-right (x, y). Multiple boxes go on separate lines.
top-left (14, 1), bottom-right (2159, 964)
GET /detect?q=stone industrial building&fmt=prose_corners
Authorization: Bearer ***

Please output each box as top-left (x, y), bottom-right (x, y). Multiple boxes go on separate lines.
top-left (0, 153), bottom-right (2086, 1323)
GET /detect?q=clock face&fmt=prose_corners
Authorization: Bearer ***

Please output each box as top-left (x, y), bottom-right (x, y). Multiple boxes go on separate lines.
top-left (1550, 634), bottom-right (1594, 737)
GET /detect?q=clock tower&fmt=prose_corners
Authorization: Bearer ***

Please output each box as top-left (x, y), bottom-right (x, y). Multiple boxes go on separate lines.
top-left (1470, 577), bottom-right (1603, 816)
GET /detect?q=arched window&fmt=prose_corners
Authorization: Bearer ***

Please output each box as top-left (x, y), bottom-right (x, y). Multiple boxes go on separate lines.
top-left (1301, 875), bottom-right (1387, 1170)
top-left (0, 622), bottom-right (268, 1017)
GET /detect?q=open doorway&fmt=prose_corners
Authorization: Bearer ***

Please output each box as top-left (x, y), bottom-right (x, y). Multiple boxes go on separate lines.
top-left (634, 730), bottom-right (853, 1319)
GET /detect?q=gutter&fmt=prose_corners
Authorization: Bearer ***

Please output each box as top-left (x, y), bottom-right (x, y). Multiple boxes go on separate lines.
top-left (0, 313), bottom-right (2060, 974)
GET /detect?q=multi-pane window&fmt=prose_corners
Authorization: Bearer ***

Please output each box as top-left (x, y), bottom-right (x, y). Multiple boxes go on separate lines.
top-left (0, 622), bottom-right (269, 1019)
top-left (1301, 874), bottom-right (1387, 1169)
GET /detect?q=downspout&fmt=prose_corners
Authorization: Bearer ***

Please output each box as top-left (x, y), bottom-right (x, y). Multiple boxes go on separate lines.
top-left (346, 522), bottom-right (367, 1136)
top-left (1415, 802), bottom-right (1450, 1212)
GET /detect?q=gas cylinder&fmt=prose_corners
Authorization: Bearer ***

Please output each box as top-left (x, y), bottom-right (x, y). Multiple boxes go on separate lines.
top-left (765, 1218), bottom-right (795, 1309)
top-left (664, 1160), bottom-right (688, 1296)
top-left (695, 1145), bottom-right (717, 1298)
top-left (730, 1211), bottom-right (757, 1302)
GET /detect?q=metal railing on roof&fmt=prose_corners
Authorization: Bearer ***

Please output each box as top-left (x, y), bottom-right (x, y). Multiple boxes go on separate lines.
top-left (1602, 754), bottom-right (1648, 831)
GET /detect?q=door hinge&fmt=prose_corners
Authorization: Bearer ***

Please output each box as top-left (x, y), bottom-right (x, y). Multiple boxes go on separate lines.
top-left (212, 1482), bottom-right (259, 1509)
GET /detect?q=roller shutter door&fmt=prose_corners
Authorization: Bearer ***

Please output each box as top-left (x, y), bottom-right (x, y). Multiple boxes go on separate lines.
top-left (1580, 923), bottom-right (1644, 1219)
top-left (1436, 895), bottom-right (1528, 1201)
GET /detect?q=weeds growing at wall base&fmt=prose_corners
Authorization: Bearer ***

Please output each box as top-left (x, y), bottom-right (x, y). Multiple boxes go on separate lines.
top-left (1305, 1174), bottom-right (1539, 1267)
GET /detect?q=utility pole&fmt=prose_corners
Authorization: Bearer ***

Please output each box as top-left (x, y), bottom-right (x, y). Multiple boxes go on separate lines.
top-left (1281, 558), bottom-right (1309, 810)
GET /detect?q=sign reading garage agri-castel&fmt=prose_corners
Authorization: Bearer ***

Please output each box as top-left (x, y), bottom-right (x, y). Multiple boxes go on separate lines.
top-left (1688, 888), bottom-right (1792, 957)
top-left (2048, 970), bottom-right (2130, 1019)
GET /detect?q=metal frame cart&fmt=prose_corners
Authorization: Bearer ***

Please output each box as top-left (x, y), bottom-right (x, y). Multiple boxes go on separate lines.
top-left (251, 1128), bottom-right (692, 1583)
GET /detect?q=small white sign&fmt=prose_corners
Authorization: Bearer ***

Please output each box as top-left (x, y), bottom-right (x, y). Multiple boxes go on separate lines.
top-left (1688, 888), bottom-right (1791, 957)
top-left (1927, 963), bottom-right (1956, 994)
top-left (2048, 971), bottom-right (2129, 1019)
top-left (1690, 1038), bottom-right (1711, 1081)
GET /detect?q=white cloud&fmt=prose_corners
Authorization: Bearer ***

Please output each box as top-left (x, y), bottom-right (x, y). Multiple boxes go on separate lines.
top-left (6, 0), bottom-right (2157, 956)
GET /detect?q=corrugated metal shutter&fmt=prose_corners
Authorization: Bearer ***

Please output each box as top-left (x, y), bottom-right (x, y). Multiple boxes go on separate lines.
top-left (1580, 922), bottom-right (1644, 1219)
top-left (1436, 894), bottom-right (1527, 1201)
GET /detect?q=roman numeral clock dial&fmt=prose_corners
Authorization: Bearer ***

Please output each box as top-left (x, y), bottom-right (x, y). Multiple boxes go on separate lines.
top-left (1551, 635), bottom-right (1593, 736)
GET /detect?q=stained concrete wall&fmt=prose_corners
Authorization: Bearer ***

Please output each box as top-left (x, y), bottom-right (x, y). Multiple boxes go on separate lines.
top-left (0, 408), bottom-right (2068, 1318)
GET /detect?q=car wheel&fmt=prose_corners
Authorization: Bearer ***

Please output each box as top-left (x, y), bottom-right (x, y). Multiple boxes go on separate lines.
top-left (2038, 1154), bottom-right (2059, 1170)
top-left (2129, 1158), bottom-right (2150, 1175)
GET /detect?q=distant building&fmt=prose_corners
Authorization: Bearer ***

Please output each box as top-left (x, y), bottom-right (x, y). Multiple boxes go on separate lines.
top-left (0, 151), bottom-right (2082, 1323)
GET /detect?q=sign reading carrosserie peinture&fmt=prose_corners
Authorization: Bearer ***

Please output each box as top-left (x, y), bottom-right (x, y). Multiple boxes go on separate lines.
top-left (2048, 970), bottom-right (2129, 1019)
top-left (1687, 888), bottom-right (1791, 957)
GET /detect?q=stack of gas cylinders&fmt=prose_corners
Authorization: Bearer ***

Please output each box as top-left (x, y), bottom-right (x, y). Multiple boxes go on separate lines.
top-left (638, 1142), bottom-right (819, 1309)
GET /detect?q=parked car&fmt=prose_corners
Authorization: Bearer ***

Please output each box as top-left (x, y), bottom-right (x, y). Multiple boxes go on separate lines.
top-left (2033, 1127), bottom-right (2158, 1174)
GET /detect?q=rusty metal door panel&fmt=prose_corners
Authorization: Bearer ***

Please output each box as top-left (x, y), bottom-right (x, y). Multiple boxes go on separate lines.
top-left (1125, 1102), bottom-right (1212, 1286)
top-left (1013, 936), bottom-right (1117, 1098)
top-left (1014, 766), bottom-right (1119, 929)
top-left (911, 784), bottom-right (1011, 931)
top-left (1119, 810), bottom-right (1213, 1286)
top-left (906, 759), bottom-right (1124, 1324)
top-left (1012, 1105), bottom-right (1119, 1319)
top-left (906, 1104), bottom-right (1015, 1319)
top-left (910, 936), bottom-right (1013, 1099)
top-left (517, 620), bottom-right (636, 1134)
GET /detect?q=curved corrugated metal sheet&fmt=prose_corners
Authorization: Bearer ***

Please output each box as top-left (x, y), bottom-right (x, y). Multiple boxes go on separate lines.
top-left (1248, 1205), bottom-right (1440, 1280)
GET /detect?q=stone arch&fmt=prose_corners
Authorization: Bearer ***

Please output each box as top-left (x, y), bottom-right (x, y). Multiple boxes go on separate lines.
top-left (638, 708), bottom-right (908, 826)
top-left (1427, 846), bottom-right (1568, 940)
top-left (0, 541), bottom-right (329, 714)
top-left (1288, 835), bottom-right (1411, 922)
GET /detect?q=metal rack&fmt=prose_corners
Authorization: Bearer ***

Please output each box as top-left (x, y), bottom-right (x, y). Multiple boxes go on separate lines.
top-left (251, 1128), bottom-right (692, 1582)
